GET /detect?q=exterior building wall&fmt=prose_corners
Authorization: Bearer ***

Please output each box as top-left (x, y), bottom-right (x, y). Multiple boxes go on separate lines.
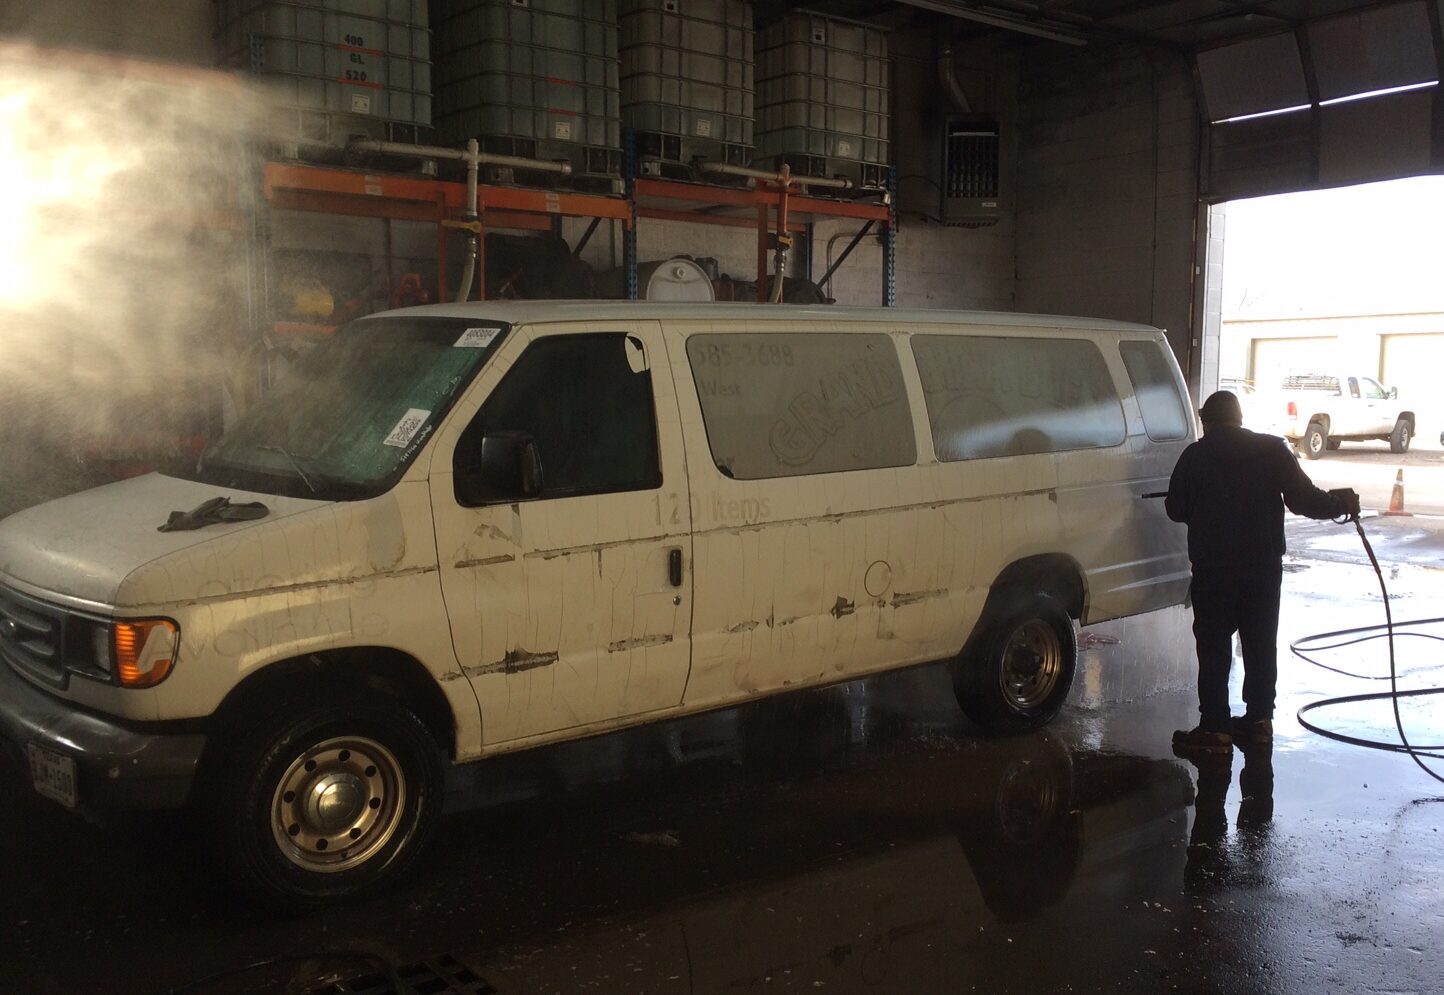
top-left (1222, 312), bottom-right (1444, 439)
top-left (1222, 312), bottom-right (1444, 381)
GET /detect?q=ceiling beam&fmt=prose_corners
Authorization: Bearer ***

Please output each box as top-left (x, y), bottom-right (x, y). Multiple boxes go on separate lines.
top-left (890, 0), bottom-right (1090, 44)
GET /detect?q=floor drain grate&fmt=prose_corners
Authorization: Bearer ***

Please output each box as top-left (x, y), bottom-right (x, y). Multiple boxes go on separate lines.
top-left (308, 953), bottom-right (497, 995)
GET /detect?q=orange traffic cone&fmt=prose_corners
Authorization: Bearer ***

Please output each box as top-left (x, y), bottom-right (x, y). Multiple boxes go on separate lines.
top-left (1382, 468), bottom-right (1411, 516)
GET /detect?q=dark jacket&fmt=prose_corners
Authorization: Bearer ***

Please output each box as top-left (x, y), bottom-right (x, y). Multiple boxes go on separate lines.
top-left (1165, 426), bottom-right (1344, 577)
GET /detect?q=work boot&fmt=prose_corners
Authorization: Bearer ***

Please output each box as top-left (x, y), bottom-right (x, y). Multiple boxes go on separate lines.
top-left (1230, 715), bottom-right (1273, 742)
top-left (1172, 726), bottom-right (1233, 758)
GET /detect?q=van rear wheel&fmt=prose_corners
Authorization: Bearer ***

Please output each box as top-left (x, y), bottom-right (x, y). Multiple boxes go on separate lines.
top-left (211, 690), bottom-right (443, 908)
top-left (953, 596), bottom-right (1077, 735)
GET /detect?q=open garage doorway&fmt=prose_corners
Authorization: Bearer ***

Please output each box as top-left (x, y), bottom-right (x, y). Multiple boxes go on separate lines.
top-left (1210, 176), bottom-right (1444, 513)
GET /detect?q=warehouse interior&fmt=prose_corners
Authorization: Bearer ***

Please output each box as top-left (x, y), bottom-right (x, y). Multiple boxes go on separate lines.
top-left (4, 0), bottom-right (1440, 472)
top-left (3, 2), bottom-right (1444, 992)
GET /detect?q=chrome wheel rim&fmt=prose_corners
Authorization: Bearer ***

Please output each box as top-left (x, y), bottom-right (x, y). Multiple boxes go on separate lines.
top-left (999, 620), bottom-right (1063, 710)
top-left (269, 736), bottom-right (406, 873)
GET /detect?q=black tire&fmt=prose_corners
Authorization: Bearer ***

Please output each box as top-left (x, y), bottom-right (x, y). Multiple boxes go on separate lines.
top-left (1390, 418), bottom-right (1411, 454)
top-left (210, 690), bottom-right (444, 908)
top-left (1300, 422), bottom-right (1327, 460)
top-left (953, 595), bottom-right (1077, 734)
top-left (1325, 438), bottom-right (1341, 451)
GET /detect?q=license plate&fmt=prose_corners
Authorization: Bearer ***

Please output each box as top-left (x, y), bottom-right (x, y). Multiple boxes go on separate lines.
top-left (27, 743), bottom-right (77, 808)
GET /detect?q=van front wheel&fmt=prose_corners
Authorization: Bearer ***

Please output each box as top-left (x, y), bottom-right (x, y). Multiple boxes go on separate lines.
top-left (212, 691), bottom-right (444, 908)
top-left (954, 596), bottom-right (1077, 735)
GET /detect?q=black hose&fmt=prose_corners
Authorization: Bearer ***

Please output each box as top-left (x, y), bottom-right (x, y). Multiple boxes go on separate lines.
top-left (1292, 516), bottom-right (1444, 785)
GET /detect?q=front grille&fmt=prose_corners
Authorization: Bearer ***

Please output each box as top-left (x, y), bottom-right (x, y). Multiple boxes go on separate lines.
top-left (0, 584), bottom-right (69, 689)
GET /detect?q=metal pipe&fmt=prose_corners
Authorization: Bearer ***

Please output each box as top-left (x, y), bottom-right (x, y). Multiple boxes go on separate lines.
top-left (820, 222), bottom-right (876, 297)
top-left (771, 165), bottom-right (792, 302)
top-left (695, 160), bottom-right (852, 190)
top-left (573, 216), bottom-right (603, 257)
top-left (938, 40), bottom-right (971, 113)
top-left (347, 138), bottom-right (573, 175)
top-left (455, 139), bottom-right (480, 303)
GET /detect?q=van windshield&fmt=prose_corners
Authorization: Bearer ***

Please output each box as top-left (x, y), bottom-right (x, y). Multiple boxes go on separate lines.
top-left (177, 317), bottom-right (507, 501)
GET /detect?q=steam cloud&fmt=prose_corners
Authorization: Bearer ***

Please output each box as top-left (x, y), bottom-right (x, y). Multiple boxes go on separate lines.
top-left (0, 43), bottom-right (268, 514)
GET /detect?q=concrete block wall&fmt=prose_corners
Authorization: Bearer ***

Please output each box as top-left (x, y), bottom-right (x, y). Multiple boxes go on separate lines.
top-left (563, 26), bottom-right (1022, 312)
top-left (1013, 47), bottom-right (1201, 379)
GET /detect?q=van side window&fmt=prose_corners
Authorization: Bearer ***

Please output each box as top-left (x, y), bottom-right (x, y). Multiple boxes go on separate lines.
top-left (912, 335), bottom-right (1126, 460)
top-left (1119, 340), bottom-right (1189, 441)
top-left (685, 333), bottom-right (916, 479)
top-left (455, 334), bottom-right (661, 500)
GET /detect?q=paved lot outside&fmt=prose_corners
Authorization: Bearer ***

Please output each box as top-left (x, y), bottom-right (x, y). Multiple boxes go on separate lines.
top-left (1293, 442), bottom-right (1444, 516)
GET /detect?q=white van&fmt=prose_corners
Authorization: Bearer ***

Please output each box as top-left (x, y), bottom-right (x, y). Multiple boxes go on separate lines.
top-left (0, 303), bottom-right (1192, 904)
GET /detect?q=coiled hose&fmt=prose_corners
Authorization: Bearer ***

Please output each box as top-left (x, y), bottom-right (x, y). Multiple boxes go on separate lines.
top-left (1293, 515), bottom-right (1444, 785)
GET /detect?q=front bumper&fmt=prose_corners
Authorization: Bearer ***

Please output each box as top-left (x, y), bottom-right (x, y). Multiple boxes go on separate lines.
top-left (0, 660), bottom-right (206, 813)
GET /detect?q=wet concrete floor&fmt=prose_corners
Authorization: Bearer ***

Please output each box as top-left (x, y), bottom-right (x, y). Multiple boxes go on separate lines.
top-left (2, 517), bottom-right (1442, 994)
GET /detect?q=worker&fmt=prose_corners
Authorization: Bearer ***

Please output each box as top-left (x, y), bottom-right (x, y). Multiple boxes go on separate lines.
top-left (1165, 390), bottom-right (1359, 758)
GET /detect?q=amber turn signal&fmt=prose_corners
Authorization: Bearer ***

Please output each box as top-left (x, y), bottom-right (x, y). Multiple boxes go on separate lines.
top-left (112, 619), bottom-right (179, 688)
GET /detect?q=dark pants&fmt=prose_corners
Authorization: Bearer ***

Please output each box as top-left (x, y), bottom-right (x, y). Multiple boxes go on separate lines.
top-left (1189, 563), bottom-right (1283, 732)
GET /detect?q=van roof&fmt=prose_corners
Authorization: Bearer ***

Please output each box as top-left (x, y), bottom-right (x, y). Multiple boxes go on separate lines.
top-left (362, 301), bottom-right (1164, 334)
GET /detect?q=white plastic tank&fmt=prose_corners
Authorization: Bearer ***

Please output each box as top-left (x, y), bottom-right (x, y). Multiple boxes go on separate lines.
top-left (598, 257), bottom-right (716, 301)
top-left (639, 257), bottom-right (715, 300)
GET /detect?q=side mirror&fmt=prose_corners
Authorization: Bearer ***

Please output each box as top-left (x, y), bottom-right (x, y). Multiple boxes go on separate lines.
top-left (1389, 386), bottom-right (1398, 399)
top-left (457, 431), bottom-right (543, 506)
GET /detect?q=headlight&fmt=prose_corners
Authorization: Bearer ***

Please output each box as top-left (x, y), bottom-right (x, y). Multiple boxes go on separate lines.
top-left (93, 619), bottom-right (180, 688)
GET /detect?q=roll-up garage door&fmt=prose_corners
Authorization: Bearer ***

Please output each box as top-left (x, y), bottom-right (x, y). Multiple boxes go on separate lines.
top-left (1197, 5), bottom-right (1439, 202)
top-left (1381, 333), bottom-right (1444, 439)
top-left (1249, 336), bottom-right (1336, 388)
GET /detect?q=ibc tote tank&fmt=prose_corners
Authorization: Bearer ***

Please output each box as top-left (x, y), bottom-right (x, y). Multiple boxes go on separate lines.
top-left (754, 10), bottom-right (889, 190)
top-left (217, 0), bottom-right (433, 153)
top-left (431, 0), bottom-right (622, 186)
top-left (619, 0), bottom-right (755, 175)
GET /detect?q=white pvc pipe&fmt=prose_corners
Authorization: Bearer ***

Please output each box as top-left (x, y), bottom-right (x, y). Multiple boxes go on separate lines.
top-left (347, 138), bottom-right (573, 175)
top-left (695, 160), bottom-right (852, 190)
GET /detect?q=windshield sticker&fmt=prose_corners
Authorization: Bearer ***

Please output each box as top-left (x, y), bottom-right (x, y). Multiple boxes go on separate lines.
top-left (383, 408), bottom-right (431, 448)
top-left (455, 327), bottom-right (501, 349)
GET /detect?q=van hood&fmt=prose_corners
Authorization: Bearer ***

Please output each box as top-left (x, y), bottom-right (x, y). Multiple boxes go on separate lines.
top-left (0, 474), bottom-right (326, 608)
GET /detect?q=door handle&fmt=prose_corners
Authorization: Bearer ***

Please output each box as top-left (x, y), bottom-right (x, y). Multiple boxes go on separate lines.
top-left (668, 548), bottom-right (683, 587)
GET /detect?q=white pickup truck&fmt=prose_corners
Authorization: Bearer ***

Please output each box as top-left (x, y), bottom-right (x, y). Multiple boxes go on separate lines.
top-left (1263, 373), bottom-right (1415, 459)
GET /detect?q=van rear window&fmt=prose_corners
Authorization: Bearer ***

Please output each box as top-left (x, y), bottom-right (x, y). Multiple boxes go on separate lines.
top-left (912, 335), bottom-right (1126, 460)
top-left (1119, 340), bottom-right (1189, 441)
top-left (685, 333), bottom-right (916, 479)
